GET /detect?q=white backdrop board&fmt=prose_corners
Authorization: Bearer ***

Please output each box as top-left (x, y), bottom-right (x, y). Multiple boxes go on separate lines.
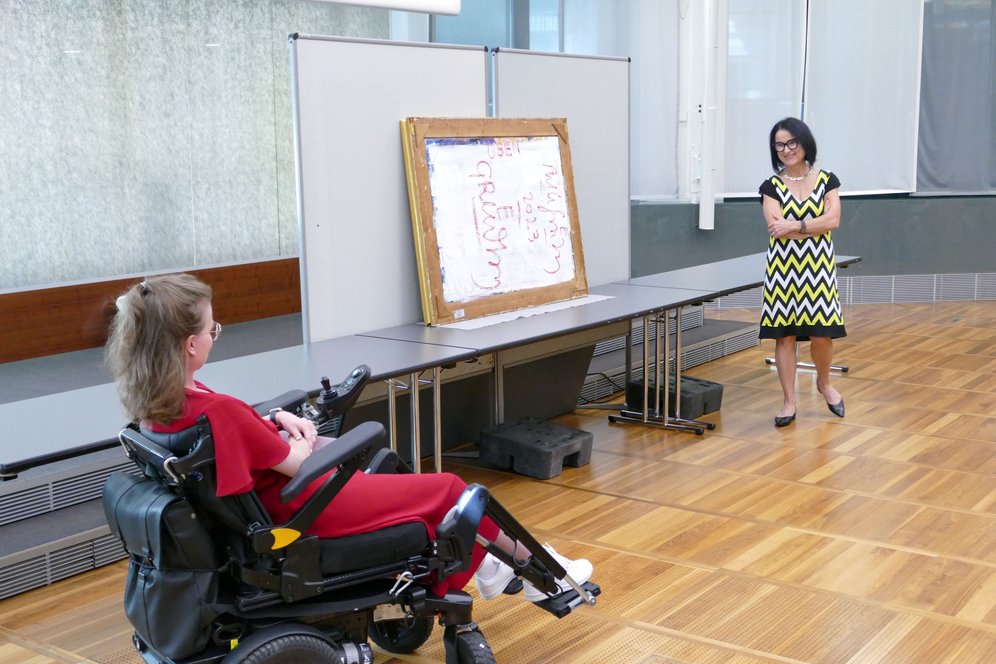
top-left (493, 49), bottom-right (630, 286)
top-left (290, 35), bottom-right (487, 341)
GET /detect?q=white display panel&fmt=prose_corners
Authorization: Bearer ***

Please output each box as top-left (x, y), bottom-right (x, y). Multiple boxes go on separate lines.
top-left (493, 49), bottom-right (631, 286)
top-left (291, 35), bottom-right (487, 341)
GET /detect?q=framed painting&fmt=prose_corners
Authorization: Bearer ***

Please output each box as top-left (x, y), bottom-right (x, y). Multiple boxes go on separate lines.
top-left (401, 117), bottom-right (588, 325)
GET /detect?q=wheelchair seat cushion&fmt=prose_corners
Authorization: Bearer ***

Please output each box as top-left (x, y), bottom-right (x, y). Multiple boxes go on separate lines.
top-left (319, 522), bottom-right (429, 575)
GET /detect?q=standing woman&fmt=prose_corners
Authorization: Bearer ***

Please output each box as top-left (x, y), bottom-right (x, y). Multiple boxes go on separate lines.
top-left (759, 117), bottom-right (846, 427)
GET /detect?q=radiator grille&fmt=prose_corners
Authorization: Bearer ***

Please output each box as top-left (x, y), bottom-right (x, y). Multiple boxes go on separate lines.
top-left (709, 273), bottom-right (996, 309)
top-left (1, 462), bottom-right (139, 526)
top-left (0, 554), bottom-right (51, 600)
top-left (979, 274), bottom-right (996, 299)
top-left (0, 486), bottom-right (51, 527)
top-left (937, 274), bottom-right (978, 301)
top-left (706, 287), bottom-right (763, 309)
top-left (0, 530), bottom-right (124, 600)
top-left (849, 275), bottom-right (897, 304)
top-left (50, 540), bottom-right (100, 579)
top-left (94, 533), bottom-right (128, 566)
top-left (51, 462), bottom-right (138, 509)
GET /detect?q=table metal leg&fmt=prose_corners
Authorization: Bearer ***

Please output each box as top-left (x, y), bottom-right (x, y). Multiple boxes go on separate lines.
top-left (387, 378), bottom-right (398, 452)
top-left (609, 310), bottom-right (704, 434)
top-left (670, 306), bottom-right (715, 431)
top-left (643, 316), bottom-right (651, 421)
top-left (410, 370), bottom-right (421, 474)
top-left (625, 327), bottom-right (632, 388)
top-left (432, 366), bottom-right (442, 473)
top-left (494, 350), bottom-right (505, 426)
top-left (388, 371), bottom-right (444, 472)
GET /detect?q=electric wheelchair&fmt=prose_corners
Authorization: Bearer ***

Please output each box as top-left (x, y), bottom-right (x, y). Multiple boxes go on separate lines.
top-left (103, 365), bottom-right (600, 663)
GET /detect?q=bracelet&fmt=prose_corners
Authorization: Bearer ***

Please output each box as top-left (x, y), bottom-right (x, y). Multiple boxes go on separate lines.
top-left (268, 407), bottom-right (282, 426)
top-left (799, 219), bottom-right (807, 234)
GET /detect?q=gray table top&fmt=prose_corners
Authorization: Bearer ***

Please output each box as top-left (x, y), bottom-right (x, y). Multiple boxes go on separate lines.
top-left (1, 335), bottom-right (478, 477)
top-left (625, 252), bottom-right (861, 296)
top-left (357, 282), bottom-right (716, 354)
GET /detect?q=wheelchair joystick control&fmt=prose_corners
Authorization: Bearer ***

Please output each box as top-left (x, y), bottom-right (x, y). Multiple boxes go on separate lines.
top-left (312, 366), bottom-right (372, 438)
top-left (319, 376), bottom-right (338, 400)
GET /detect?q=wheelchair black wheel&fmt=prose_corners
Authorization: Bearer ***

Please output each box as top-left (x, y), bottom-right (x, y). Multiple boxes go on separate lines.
top-left (222, 624), bottom-right (375, 664)
top-left (454, 629), bottom-right (497, 664)
top-left (368, 615), bottom-right (434, 653)
top-left (225, 633), bottom-right (337, 663)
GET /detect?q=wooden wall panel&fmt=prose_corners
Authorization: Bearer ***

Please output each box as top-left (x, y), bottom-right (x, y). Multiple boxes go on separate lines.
top-left (0, 259), bottom-right (300, 363)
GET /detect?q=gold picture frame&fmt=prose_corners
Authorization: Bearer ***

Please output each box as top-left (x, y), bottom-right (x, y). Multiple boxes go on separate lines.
top-left (401, 117), bottom-right (588, 325)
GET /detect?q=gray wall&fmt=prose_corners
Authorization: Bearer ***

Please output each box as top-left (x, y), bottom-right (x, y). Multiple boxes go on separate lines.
top-left (632, 196), bottom-right (996, 278)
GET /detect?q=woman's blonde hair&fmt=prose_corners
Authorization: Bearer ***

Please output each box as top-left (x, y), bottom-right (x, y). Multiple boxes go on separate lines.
top-left (106, 273), bottom-right (212, 424)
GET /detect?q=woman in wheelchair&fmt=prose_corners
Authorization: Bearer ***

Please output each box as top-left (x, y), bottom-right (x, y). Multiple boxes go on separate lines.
top-left (106, 273), bottom-right (593, 603)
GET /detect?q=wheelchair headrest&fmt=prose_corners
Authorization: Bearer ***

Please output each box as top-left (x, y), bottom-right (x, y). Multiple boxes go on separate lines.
top-left (140, 422), bottom-right (207, 457)
top-left (119, 417), bottom-right (215, 483)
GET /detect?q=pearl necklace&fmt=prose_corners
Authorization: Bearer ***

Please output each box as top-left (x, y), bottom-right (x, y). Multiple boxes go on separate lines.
top-left (782, 164), bottom-right (812, 181)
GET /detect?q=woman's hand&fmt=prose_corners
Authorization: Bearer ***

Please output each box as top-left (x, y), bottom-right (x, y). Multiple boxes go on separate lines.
top-left (767, 215), bottom-right (800, 239)
top-left (762, 195), bottom-right (805, 239)
top-left (274, 410), bottom-right (319, 449)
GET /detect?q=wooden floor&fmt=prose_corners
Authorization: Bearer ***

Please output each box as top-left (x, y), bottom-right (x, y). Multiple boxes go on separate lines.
top-left (3, 301), bottom-right (996, 663)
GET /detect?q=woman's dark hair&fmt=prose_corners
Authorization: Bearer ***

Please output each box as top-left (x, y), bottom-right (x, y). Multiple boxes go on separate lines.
top-left (106, 273), bottom-right (212, 424)
top-left (768, 117), bottom-right (818, 172)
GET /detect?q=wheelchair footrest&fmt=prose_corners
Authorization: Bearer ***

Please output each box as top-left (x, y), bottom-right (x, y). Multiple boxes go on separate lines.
top-left (532, 581), bottom-right (600, 619)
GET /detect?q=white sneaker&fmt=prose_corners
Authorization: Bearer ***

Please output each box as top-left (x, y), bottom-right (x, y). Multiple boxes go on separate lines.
top-left (473, 553), bottom-right (518, 600)
top-left (523, 544), bottom-right (593, 602)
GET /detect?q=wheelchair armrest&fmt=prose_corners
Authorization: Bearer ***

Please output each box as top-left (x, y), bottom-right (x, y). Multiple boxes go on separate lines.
top-left (253, 390), bottom-right (310, 418)
top-left (281, 421), bottom-right (385, 502)
top-left (251, 422), bottom-right (385, 553)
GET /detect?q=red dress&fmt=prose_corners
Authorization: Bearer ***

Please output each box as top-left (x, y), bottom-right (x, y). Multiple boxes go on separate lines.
top-left (149, 383), bottom-right (498, 594)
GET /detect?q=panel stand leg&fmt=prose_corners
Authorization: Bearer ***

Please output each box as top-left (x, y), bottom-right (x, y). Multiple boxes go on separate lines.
top-left (764, 342), bottom-right (850, 372)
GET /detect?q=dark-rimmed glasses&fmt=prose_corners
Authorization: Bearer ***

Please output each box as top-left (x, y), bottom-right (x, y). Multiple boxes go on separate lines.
top-left (773, 138), bottom-right (800, 153)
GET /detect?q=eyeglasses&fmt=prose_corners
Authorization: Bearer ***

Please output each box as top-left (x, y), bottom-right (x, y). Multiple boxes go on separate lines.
top-left (209, 322), bottom-right (222, 341)
top-left (773, 138), bottom-right (800, 153)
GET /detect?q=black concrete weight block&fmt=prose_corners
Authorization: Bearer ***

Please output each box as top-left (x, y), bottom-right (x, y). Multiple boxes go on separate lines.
top-left (479, 417), bottom-right (593, 480)
top-left (626, 375), bottom-right (723, 420)
top-left (686, 376), bottom-right (724, 415)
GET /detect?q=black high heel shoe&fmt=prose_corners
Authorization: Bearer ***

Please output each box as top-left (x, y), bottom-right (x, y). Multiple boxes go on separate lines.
top-left (817, 382), bottom-right (845, 418)
top-left (827, 397), bottom-right (845, 418)
top-left (774, 412), bottom-right (796, 428)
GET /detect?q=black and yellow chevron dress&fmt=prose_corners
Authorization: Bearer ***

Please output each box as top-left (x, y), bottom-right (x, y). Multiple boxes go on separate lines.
top-left (758, 169), bottom-right (846, 341)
